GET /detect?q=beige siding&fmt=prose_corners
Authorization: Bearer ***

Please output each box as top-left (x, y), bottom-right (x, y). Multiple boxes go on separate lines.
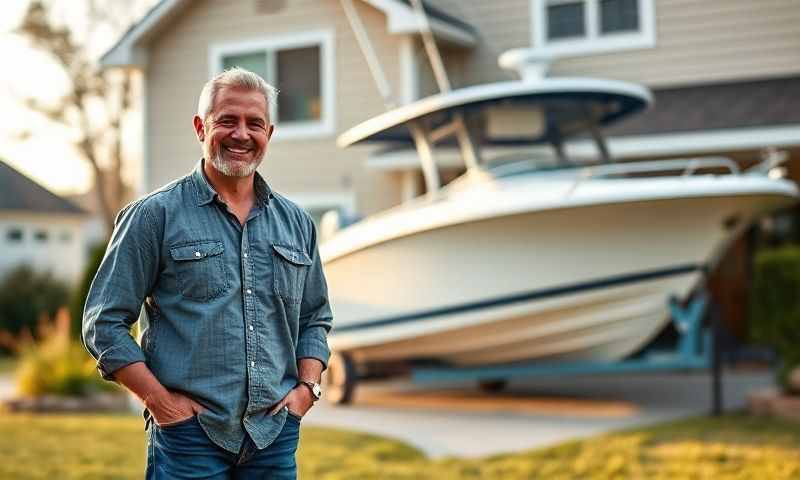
top-left (432, 0), bottom-right (531, 86)
top-left (551, 0), bottom-right (800, 87)
top-left (428, 0), bottom-right (800, 88)
top-left (146, 0), bottom-right (403, 216)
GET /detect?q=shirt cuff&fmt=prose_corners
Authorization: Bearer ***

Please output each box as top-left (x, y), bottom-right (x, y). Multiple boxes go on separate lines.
top-left (95, 344), bottom-right (147, 381)
top-left (296, 327), bottom-right (331, 371)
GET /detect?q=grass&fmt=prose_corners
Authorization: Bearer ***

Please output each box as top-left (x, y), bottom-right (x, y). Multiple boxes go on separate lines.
top-left (0, 355), bottom-right (17, 375)
top-left (0, 413), bottom-right (797, 479)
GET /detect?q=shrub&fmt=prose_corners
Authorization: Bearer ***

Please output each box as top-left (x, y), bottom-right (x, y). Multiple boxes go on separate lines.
top-left (749, 245), bottom-right (800, 392)
top-left (15, 308), bottom-right (114, 397)
top-left (69, 241), bottom-right (108, 340)
top-left (0, 265), bottom-right (70, 350)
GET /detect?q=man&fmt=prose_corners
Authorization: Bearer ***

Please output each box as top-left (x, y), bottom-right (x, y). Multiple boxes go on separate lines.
top-left (82, 67), bottom-right (332, 479)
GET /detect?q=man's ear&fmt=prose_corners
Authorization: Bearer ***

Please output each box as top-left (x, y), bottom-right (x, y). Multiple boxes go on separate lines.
top-left (193, 115), bottom-right (205, 142)
top-left (266, 123), bottom-right (275, 141)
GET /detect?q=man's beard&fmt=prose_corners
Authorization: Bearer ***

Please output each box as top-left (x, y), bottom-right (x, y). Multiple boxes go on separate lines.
top-left (206, 142), bottom-right (264, 178)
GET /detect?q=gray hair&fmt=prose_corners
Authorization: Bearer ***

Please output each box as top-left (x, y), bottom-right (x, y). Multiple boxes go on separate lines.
top-left (197, 67), bottom-right (278, 121)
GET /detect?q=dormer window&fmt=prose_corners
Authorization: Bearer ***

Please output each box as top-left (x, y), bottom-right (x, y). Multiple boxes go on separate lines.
top-left (534, 0), bottom-right (655, 56)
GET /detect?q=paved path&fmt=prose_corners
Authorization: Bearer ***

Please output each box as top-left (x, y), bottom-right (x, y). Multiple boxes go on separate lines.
top-left (303, 370), bottom-right (772, 458)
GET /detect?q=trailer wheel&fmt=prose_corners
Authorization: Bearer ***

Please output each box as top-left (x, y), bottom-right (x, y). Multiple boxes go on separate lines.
top-left (323, 351), bottom-right (356, 405)
top-left (478, 379), bottom-right (507, 393)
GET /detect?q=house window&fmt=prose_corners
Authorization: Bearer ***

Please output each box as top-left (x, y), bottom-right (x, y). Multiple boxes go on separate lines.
top-left (59, 231), bottom-right (72, 243)
top-left (533, 0), bottom-right (655, 57)
top-left (211, 30), bottom-right (334, 140)
top-left (6, 228), bottom-right (23, 243)
top-left (600, 0), bottom-right (639, 34)
top-left (547, 1), bottom-right (585, 40)
top-left (289, 193), bottom-right (356, 231)
top-left (34, 230), bottom-right (49, 242)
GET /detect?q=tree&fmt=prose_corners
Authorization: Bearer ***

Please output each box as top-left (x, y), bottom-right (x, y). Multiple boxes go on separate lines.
top-left (14, 0), bottom-right (145, 231)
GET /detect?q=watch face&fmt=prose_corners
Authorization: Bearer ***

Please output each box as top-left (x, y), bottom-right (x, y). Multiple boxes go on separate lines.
top-left (312, 383), bottom-right (322, 398)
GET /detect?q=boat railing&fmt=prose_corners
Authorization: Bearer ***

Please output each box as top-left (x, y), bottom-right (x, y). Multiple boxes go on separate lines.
top-left (572, 156), bottom-right (740, 187)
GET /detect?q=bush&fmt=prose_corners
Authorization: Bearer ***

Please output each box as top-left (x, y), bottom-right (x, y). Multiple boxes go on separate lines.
top-left (69, 241), bottom-right (108, 340)
top-left (749, 245), bottom-right (800, 392)
top-left (0, 265), bottom-right (70, 350)
top-left (15, 308), bottom-right (114, 397)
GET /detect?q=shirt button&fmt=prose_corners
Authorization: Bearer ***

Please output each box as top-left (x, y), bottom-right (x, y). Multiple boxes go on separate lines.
top-left (243, 252), bottom-right (248, 258)
top-left (246, 289), bottom-right (252, 295)
top-left (249, 325), bottom-right (254, 331)
top-left (194, 251), bottom-right (201, 257)
top-left (250, 361), bottom-right (255, 367)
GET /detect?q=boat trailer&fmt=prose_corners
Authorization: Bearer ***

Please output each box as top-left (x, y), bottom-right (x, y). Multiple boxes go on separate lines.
top-left (325, 291), bottom-right (726, 416)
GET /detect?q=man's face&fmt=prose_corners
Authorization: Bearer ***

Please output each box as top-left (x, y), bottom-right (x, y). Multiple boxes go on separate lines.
top-left (193, 86), bottom-right (274, 177)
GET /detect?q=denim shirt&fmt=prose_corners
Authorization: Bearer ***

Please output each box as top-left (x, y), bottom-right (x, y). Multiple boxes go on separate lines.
top-left (81, 159), bottom-right (333, 453)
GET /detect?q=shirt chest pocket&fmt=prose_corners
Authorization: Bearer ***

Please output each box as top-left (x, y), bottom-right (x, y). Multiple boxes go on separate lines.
top-left (170, 241), bottom-right (229, 301)
top-left (272, 244), bottom-right (312, 304)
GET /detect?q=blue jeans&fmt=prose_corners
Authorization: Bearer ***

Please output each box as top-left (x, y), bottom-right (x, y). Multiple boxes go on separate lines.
top-left (146, 414), bottom-right (301, 479)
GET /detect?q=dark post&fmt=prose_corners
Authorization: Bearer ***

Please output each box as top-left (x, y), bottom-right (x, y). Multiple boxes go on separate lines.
top-left (710, 301), bottom-right (723, 416)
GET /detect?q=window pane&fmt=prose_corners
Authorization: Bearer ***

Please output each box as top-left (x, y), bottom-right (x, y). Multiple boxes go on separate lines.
top-left (222, 51), bottom-right (269, 80)
top-left (34, 230), bottom-right (48, 242)
top-left (547, 2), bottom-right (586, 40)
top-left (6, 228), bottom-right (23, 242)
top-left (600, 0), bottom-right (639, 34)
top-left (305, 206), bottom-right (338, 230)
top-left (276, 46), bottom-right (321, 123)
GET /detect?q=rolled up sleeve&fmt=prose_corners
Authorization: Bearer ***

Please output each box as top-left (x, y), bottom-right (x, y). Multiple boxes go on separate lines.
top-left (296, 216), bottom-right (333, 370)
top-left (81, 200), bottom-right (161, 381)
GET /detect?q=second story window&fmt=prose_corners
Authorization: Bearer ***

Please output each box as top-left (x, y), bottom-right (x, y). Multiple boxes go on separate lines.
top-left (34, 230), bottom-right (49, 243)
top-left (534, 0), bottom-right (655, 57)
top-left (211, 30), bottom-right (335, 140)
top-left (6, 228), bottom-right (24, 243)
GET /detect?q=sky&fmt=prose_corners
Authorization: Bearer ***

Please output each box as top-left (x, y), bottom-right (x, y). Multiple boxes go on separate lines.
top-left (0, 0), bottom-right (155, 196)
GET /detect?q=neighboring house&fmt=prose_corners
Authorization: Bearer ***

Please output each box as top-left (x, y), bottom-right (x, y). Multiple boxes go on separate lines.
top-left (0, 161), bottom-right (88, 284)
top-left (101, 0), bottom-right (800, 336)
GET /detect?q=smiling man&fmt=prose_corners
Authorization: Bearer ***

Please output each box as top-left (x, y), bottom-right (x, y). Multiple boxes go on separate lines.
top-left (82, 67), bottom-right (332, 479)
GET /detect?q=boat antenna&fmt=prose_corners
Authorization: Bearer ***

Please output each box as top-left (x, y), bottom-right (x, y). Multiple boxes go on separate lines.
top-left (408, 0), bottom-right (482, 176)
top-left (339, 0), bottom-right (398, 109)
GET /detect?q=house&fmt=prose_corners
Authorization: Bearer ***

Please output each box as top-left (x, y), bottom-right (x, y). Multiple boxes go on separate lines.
top-left (0, 160), bottom-right (88, 283)
top-left (101, 0), bottom-right (800, 337)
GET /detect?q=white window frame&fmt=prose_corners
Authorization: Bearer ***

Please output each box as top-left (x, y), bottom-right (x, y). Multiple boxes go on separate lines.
top-left (531, 0), bottom-right (655, 57)
top-left (289, 192), bottom-right (357, 220)
top-left (209, 30), bottom-right (336, 141)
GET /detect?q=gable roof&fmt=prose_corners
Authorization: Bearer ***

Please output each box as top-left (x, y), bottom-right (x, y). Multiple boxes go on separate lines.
top-left (0, 161), bottom-right (86, 215)
top-left (101, 0), bottom-right (477, 68)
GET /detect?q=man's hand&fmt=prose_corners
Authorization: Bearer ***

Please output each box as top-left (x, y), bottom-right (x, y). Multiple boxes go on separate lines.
top-left (112, 362), bottom-right (204, 426)
top-left (269, 384), bottom-right (315, 418)
top-left (146, 389), bottom-right (205, 426)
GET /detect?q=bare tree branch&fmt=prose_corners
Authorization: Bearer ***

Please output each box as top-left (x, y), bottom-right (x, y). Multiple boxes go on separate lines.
top-left (14, 0), bottom-right (140, 233)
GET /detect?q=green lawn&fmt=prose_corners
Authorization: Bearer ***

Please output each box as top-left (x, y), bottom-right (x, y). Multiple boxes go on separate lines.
top-left (0, 355), bottom-right (17, 375)
top-left (0, 413), bottom-right (797, 479)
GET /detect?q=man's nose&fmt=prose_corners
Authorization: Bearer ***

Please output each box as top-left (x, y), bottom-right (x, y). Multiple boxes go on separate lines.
top-left (230, 121), bottom-right (250, 140)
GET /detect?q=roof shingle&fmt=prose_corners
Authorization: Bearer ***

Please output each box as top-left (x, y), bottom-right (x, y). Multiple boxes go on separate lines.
top-left (0, 161), bottom-right (86, 215)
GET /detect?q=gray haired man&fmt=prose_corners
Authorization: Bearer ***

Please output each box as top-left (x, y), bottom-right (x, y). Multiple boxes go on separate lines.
top-left (82, 67), bottom-right (332, 479)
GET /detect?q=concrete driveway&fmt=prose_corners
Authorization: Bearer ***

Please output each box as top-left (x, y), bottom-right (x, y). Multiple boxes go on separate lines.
top-left (303, 369), bottom-right (773, 458)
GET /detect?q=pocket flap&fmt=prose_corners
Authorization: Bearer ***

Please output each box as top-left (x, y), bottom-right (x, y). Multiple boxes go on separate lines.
top-left (272, 244), bottom-right (312, 266)
top-left (170, 241), bottom-right (224, 261)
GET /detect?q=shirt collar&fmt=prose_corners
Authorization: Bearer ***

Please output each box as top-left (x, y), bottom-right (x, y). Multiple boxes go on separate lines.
top-left (192, 159), bottom-right (273, 208)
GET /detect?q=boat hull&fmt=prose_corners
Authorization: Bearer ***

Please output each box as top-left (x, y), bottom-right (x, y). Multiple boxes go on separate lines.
top-left (323, 180), bottom-right (794, 367)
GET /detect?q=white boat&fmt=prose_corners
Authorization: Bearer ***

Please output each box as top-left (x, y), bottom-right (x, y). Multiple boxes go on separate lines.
top-left (319, 7), bottom-right (798, 403)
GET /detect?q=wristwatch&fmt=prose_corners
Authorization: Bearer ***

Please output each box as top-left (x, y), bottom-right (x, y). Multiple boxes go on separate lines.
top-left (298, 380), bottom-right (322, 401)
